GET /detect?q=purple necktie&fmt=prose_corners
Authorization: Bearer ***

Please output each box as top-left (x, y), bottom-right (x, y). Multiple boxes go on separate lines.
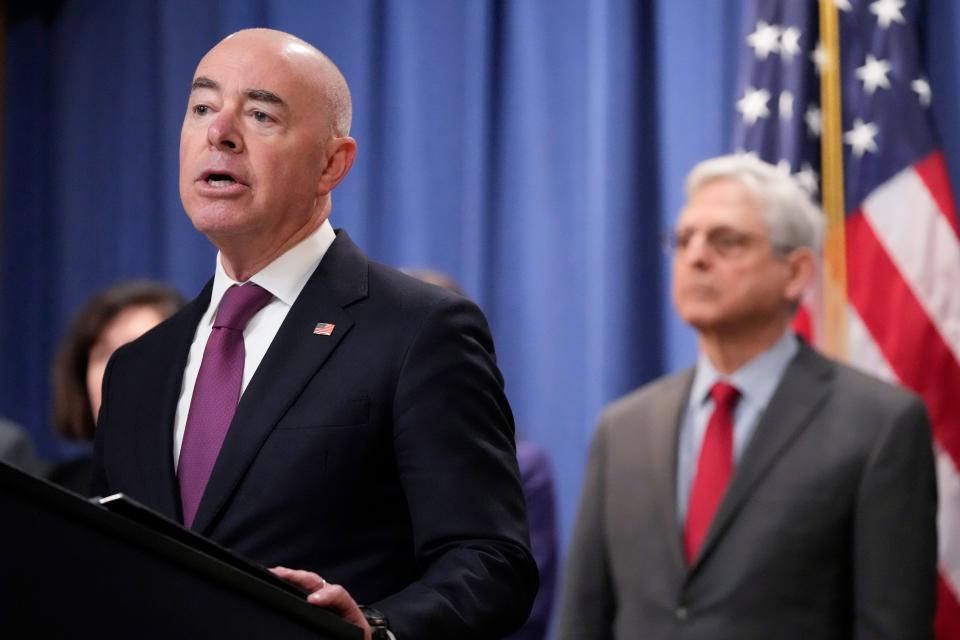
top-left (178, 283), bottom-right (273, 528)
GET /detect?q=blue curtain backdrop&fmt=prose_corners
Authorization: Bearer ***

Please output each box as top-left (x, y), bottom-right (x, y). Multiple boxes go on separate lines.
top-left (4, 0), bottom-right (960, 583)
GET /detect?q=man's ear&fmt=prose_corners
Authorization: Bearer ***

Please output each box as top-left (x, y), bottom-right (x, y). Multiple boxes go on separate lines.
top-left (783, 247), bottom-right (817, 306)
top-left (317, 136), bottom-right (357, 195)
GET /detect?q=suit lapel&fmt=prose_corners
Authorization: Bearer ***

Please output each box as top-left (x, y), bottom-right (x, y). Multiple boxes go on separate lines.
top-left (646, 370), bottom-right (695, 579)
top-left (687, 343), bottom-right (833, 573)
top-left (191, 232), bottom-right (368, 534)
top-left (136, 283), bottom-right (211, 521)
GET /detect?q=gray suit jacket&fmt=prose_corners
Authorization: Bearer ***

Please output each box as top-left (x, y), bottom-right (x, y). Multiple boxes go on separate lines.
top-left (558, 343), bottom-right (937, 640)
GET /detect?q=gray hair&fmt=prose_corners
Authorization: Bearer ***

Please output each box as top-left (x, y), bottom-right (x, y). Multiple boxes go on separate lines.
top-left (685, 154), bottom-right (825, 254)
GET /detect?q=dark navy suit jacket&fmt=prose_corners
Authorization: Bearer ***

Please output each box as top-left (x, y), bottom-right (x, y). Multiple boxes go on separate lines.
top-left (92, 231), bottom-right (538, 639)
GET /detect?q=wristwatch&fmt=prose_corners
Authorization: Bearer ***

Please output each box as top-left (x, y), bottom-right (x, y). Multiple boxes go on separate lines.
top-left (359, 606), bottom-right (391, 640)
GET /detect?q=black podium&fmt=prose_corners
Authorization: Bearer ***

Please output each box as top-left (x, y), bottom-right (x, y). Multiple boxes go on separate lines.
top-left (0, 462), bottom-right (362, 639)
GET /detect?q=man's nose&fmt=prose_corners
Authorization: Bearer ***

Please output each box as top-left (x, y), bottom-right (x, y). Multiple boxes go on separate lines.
top-left (679, 233), bottom-right (712, 267)
top-left (207, 109), bottom-right (243, 152)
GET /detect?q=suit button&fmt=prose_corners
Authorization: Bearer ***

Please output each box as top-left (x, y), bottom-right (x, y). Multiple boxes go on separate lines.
top-left (675, 606), bottom-right (689, 621)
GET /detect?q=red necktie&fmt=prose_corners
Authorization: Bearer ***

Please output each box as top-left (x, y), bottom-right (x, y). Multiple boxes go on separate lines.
top-left (684, 381), bottom-right (741, 563)
top-left (178, 283), bottom-right (273, 528)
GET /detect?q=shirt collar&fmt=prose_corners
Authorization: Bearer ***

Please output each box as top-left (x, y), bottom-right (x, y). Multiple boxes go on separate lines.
top-left (689, 329), bottom-right (799, 409)
top-left (207, 219), bottom-right (336, 324)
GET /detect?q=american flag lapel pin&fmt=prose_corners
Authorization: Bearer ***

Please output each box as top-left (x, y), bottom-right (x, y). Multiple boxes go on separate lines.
top-left (313, 322), bottom-right (335, 336)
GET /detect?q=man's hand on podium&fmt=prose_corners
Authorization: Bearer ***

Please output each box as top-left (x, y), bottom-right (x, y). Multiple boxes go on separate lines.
top-left (270, 566), bottom-right (373, 640)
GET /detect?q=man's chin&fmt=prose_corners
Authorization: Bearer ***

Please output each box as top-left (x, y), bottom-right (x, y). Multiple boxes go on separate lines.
top-left (676, 303), bottom-right (723, 329)
top-left (185, 203), bottom-right (252, 236)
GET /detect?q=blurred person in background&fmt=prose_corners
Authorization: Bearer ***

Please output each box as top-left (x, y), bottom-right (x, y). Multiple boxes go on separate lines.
top-left (48, 281), bottom-right (184, 494)
top-left (558, 154), bottom-right (936, 639)
top-left (0, 417), bottom-right (42, 475)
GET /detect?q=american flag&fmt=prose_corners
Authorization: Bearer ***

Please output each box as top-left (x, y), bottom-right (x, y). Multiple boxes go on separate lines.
top-left (313, 322), bottom-right (335, 336)
top-left (732, 0), bottom-right (960, 636)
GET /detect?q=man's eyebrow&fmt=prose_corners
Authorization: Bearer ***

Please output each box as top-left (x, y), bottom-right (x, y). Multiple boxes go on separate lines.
top-left (246, 89), bottom-right (286, 107)
top-left (191, 76), bottom-right (219, 92)
top-left (188, 78), bottom-right (286, 108)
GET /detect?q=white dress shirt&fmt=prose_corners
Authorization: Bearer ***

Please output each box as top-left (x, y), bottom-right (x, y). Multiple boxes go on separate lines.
top-left (173, 220), bottom-right (336, 469)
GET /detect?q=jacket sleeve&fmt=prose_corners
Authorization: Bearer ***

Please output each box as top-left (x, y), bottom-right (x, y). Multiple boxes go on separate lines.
top-left (373, 296), bottom-right (539, 640)
top-left (853, 396), bottom-right (937, 639)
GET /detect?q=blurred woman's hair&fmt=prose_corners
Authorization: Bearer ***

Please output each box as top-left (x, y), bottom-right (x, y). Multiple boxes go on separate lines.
top-left (52, 281), bottom-right (184, 441)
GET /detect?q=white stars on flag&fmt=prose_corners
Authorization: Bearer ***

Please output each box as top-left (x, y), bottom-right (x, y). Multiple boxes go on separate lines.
top-left (844, 118), bottom-right (880, 157)
top-left (780, 27), bottom-right (802, 62)
top-left (812, 42), bottom-right (828, 76)
top-left (870, 0), bottom-right (907, 30)
top-left (747, 21), bottom-right (805, 64)
top-left (805, 106), bottom-right (822, 138)
top-left (747, 21), bottom-right (781, 60)
top-left (737, 86), bottom-right (771, 124)
top-left (734, 9), bottom-right (915, 189)
top-left (912, 77), bottom-right (932, 107)
top-left (855, 55), bottom-right (892, 94)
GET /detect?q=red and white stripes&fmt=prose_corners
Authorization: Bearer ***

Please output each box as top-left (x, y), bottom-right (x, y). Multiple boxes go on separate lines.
top-left (840, 152), bottom-right (960, 636)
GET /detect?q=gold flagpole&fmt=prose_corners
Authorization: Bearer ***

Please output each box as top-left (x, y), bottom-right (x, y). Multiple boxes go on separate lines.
top-left (818, 0), bottom-right (848, 359)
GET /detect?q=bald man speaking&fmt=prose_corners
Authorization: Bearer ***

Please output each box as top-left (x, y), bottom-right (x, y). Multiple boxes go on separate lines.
top-left (92, 29), bottom-right (537, 640)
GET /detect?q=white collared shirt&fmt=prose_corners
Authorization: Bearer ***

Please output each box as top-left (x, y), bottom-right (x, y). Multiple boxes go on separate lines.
top-left (675, 329), bottom-right (799, 523)
top-left (172, 220), bottom-right (336, 469)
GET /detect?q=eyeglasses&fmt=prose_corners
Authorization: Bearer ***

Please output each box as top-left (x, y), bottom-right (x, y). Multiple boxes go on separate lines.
top-left (662, 226), bottom-right (792, 259)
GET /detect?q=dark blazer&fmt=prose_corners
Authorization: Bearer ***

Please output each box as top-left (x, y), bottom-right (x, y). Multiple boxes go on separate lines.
top-left (46, 455), bottom-right (93, 496)
top-left (92, 231), bottom-right (538, 639)
top-left (558, 343), bottom-right (937, 640)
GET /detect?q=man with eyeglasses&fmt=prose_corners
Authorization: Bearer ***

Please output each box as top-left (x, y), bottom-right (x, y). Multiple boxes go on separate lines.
top-left (557, 154), bottom-right (937, 639)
